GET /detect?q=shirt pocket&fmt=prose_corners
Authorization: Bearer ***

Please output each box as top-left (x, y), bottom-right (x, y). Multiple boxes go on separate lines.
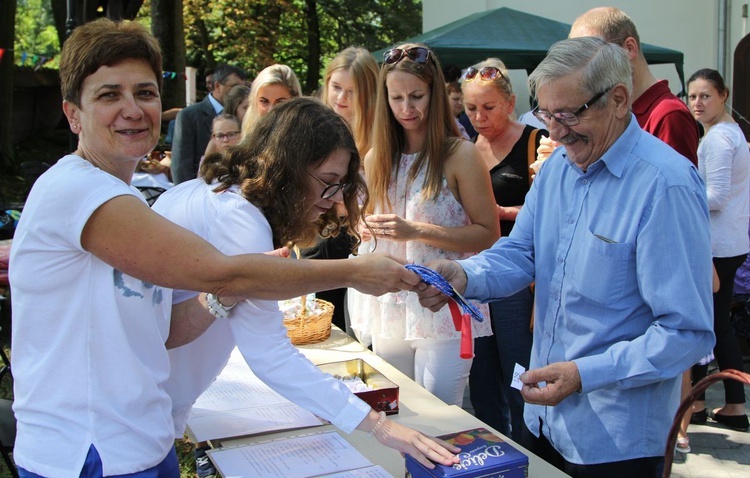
top-left (570, 230), bottom-right (635, 304)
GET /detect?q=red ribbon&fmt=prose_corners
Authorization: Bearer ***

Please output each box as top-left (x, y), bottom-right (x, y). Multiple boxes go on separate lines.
top-left (448, 300), bottom-right (473, 359)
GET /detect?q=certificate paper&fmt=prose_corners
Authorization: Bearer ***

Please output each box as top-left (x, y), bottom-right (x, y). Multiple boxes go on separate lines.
top-left (188, 348), bottom-right (323, 442)
top-left (208, 431), bottom-right (388, 478)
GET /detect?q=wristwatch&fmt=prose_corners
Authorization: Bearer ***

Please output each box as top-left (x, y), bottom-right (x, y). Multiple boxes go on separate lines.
top-left (206, 293), bottom-right (237, 319)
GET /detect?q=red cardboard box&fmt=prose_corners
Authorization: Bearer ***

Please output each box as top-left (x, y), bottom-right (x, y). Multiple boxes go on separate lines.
top-left (406, 428), bottom-right (529, 478)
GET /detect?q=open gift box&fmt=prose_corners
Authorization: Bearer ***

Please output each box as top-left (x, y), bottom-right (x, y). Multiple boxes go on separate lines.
top-left (317, 359), bottom-right (399, 415)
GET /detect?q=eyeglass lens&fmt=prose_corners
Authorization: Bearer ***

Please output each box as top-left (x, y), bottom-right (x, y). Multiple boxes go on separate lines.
top-left (214, 131), bottom-right (240, 141)
top-left (321, 182), bottom-right (353, 200)
top-left (532, 87), bottom-right (611, 127)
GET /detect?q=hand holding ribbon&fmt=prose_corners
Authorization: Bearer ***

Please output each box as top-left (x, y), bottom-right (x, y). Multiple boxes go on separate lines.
top-left (406, 263), bottom-right (483, 359)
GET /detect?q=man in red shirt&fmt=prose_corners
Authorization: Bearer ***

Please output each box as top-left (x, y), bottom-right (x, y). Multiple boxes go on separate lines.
top-left (570, 6), bottom-right (699, 166)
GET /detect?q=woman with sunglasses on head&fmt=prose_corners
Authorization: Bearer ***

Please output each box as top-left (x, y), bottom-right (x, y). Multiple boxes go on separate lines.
top-left (460, 58), bottom-right (547, 442)
top-left (300, 47), bottom-right (380, 333)
top-left (240, 64), bottom-right (301, 139)
top-left (348, 44), bottom-right (500, 407)
top-left (154, 98), bottom-right (460, 471)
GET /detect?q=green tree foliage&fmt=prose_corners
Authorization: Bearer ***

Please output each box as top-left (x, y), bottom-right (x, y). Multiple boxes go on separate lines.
top-left (15, 0), bottom-right (61, 68)
top-left (184, 0), bottom-right (421, 93)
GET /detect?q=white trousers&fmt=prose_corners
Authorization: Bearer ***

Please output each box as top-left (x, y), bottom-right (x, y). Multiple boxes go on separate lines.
top-left (372, 335), bottom-right (472, 407)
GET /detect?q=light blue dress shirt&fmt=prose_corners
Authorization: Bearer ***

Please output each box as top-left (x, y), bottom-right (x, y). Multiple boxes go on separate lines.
top-left (207, 92), bottom-right (223, 114)
top-left (459, 115), bottom-right (715, 464)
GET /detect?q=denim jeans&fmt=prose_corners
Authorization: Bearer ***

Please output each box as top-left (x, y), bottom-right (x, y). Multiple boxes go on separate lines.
top-left (469, 286), bottom-right (533, 441)
top-left (19, 444), bottom-right (179, 478)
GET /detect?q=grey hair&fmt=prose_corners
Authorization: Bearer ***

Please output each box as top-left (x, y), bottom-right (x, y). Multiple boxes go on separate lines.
top-left (463, 58), bottom-right (513, 98)
top-left (529, 37), bottom-right (632, 102)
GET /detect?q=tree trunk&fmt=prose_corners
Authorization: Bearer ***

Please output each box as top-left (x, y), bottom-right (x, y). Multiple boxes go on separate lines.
top-left (152, 0), bottom-right (186, 109)
top-left (0, 0), bottom-right (17, 169)
top-left (106, 0), bottom-right (144, 20)
top-left (304, 0), bottom-right (320, 94)
top-left (50, 0), bottom-right (99, 47)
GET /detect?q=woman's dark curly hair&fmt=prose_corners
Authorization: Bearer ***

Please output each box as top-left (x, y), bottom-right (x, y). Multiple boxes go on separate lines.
top-left (202, 97), bottom-right (367, 249)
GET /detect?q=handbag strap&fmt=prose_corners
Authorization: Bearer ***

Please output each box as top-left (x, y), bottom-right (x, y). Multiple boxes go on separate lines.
top-left (527, 128), bottom-right (540, 187)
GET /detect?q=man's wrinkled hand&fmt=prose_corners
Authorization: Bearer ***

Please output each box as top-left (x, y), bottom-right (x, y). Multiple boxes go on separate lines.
top-left (415, 260), bottom-right (466, 311)
top-left (520, 361), bottom-right (582, 406)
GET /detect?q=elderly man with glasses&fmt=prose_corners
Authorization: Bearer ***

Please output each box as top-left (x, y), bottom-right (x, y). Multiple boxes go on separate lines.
top-left (419, 36), bottom-right (714, 478)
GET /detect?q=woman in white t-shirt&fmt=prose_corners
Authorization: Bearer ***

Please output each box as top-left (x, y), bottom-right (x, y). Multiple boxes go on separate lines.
top-left (688, 68), bottom-right (750, 433)
top-left (8, 19), bottom-right (442, 478)
top-left (154, 98), bottom-right (460, 471)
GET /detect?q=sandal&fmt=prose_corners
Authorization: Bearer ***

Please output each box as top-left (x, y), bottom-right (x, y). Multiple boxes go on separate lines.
top-left (675, 436), bottom-right (691, 454)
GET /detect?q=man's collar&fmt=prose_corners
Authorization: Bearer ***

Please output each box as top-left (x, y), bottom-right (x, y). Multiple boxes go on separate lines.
top-left (207, 93), bottom-right (223, 114)
top-left (597, 113), bottom-right (639, 178)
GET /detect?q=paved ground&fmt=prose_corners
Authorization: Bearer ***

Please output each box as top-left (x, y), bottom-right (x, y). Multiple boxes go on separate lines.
top-left (670, 376), bottom-right (750, 478)
top-left (462, 366), bottom-right (750, 477)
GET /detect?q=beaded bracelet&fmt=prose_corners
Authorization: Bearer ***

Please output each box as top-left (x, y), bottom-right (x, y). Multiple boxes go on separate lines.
top-left (368, 411), bottom-right (387, 438)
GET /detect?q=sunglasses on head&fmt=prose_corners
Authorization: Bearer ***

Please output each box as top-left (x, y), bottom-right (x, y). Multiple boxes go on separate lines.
top-left (383, 47), bottom-right (432, 65)
top-left (460, 66), bottom-right (505, 83)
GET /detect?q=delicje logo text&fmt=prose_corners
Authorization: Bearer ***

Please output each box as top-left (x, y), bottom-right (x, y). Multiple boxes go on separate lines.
top-left (453, 444), bottom-right (505, 469)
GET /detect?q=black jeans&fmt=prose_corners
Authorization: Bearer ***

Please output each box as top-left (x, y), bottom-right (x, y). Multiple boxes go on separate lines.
top-left (692, 254), bottom-right (748, 404)
top-left (521, 422), bottom-right (664, 478)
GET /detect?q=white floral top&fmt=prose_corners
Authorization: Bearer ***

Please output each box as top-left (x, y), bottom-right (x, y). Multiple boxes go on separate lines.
top-left (349, 153), bottom-right (492, 344)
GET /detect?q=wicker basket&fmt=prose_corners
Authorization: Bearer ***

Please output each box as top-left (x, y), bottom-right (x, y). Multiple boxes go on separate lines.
top-left (283, 298), bottom-right (334, 345)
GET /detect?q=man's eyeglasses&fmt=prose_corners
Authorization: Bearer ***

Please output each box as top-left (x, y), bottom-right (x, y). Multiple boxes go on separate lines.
top-left (383, 47), bottom-right (432, 65)
top-left (532, 87), bottom-right (612, 127)
top-left (460, 66), bottom-right (505, 83)
top-left (308, 172), bottom-right (354, 200)
top-left (212, 131), bottom-right (241, 141)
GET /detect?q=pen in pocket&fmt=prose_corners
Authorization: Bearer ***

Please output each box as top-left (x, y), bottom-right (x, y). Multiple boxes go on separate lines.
top-left (594, 234), bottom-right (617, 244)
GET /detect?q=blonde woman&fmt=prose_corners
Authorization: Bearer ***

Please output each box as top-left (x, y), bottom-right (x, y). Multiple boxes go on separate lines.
top-left (303, 47), bottom-right (380, 332)
top-left (321, 46), bottom-right (379, 157)
top-left (240, 64), bottom-right (301, 138)
top-left (348, 44), bottom-right (500, 407)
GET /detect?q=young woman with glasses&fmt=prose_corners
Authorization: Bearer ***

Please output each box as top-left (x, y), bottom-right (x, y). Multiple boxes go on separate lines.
top-left (460, 58), bottom-right (547, 442)
top-left (200, 114), bottom-right (242, 170)
top-left (348, 44), bottom-right (500, 407)
top-left (153, 97), bottom-right (460, 470)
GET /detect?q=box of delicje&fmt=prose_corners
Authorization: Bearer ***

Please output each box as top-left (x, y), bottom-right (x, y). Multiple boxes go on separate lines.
top-left (406, 428), bottom-right (529, 478)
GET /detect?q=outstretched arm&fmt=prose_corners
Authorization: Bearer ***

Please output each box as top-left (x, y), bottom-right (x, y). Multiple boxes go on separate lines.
top-left (82, 196), bottom-right (422, 301)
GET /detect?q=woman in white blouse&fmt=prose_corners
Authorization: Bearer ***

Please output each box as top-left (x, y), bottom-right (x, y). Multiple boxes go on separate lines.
top-left (688, 68), bottom-right (750, 431)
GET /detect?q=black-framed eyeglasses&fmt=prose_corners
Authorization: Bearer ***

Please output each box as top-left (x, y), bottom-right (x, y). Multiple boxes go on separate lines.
top-left (383, 47), bottom-right (432, 65)
top-left (532, 87), bottom-right (612, 127)
top-left (460, 66), bottom-right (505, 83)
top-left (212, 131), bottom-right (241, 141)
top-left (308, 172), bottom-right (354, 200)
